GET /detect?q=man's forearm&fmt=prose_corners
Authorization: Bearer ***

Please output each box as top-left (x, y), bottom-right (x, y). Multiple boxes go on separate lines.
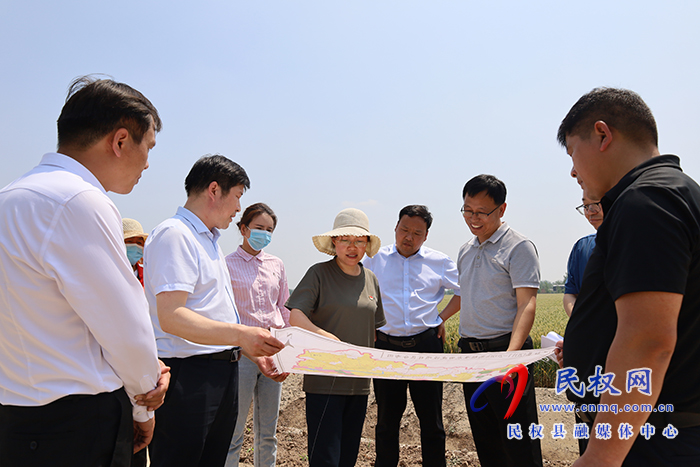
top-left (438, 295), bottom-right (461, 322)
top-left (563, 293), bottom-right (577, 317)
top-left (160, 301), bottom-right (239, 345)
top-left (508, 307), bottom-right (535, 351)
top-left (509, 288), bottom-right (537, 351)
top-left (158, 291), bottom-right (284, 357)
top-left (575, 332), bottom-right (673, 466)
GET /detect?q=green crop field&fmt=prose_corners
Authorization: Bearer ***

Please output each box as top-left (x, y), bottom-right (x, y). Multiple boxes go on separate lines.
top-left (530, 293), bottom-right (568, 348)
top-left (438, 293), bottom-right (568, 387)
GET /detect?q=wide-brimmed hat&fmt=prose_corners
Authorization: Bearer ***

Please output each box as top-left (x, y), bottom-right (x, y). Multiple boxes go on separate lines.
top-left (312, 208), bottom-right (381, 257)
top-left (122, 218), bottom-right (148, 241)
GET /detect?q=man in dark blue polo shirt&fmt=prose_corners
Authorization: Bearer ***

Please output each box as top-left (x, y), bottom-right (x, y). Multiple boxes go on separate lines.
top-left (558, 87), bottom-right (700, 466)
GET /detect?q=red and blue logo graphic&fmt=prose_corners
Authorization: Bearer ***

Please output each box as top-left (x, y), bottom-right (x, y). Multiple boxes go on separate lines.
top-left (469, 364), bottom-right (528, 419)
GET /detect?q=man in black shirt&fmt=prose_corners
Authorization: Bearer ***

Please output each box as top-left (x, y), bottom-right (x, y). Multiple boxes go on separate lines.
top-left (557, 87), bottom-right (700, 466)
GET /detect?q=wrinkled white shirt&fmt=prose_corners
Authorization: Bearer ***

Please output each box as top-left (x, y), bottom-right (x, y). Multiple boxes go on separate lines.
top-left (0, 153), bottom-right (160, 422)
top-left (364, 244), bottom-right (460, 336)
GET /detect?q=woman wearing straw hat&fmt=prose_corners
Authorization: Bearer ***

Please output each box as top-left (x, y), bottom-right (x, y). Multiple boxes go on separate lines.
top-left (286, 208), bottom-right (386, 467)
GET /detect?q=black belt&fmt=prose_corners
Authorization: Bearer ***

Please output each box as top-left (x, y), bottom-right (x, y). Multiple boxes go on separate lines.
top-left (575, 404), bottom-right (596, 424)
top-left (459, 333), bottom-right (512, 352)
top-left (376, 328), bottom-right (437, 349)
top-left (193, 347), bottom-right (241, 363)
top-left (575, 403), bottom-right (700, 429)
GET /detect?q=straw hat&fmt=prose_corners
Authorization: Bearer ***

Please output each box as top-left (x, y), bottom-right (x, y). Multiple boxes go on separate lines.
top-left (122, 218), bottom-right (148, 241)
top-left (312, 208), bottom-right (381, 257)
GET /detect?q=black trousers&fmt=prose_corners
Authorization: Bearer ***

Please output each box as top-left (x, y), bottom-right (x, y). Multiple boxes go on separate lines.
top-left (149, 355), bottom-right (239, 467)
top-left (460, 335), bottom-right (543, 467)
top-left (574, 412), bottom-right (589, 455)
top-left (130, 447), bottom-right (147, 467)
top-left (0, 387), bottom-right (132, 467)
top-left (306, 392), bottom-right (368, 467)
top-left (373, 328), bottom-right (446, 467)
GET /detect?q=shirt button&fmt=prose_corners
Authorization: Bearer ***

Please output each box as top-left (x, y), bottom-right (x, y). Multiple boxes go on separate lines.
top-left (30, 441), bottom-right (38, 450)
top-left (477, 256), bottom-right (480, 259)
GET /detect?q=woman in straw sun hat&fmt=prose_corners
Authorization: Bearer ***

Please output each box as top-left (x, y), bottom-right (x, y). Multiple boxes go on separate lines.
top-left (286, 208), bottom-right (385, 467)
top-left (122, 218), bottom-right (149, 286)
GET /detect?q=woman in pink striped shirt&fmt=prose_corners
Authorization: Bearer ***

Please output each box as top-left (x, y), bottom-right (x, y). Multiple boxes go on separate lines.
top-left (224, 203), bottom-right (290, 467)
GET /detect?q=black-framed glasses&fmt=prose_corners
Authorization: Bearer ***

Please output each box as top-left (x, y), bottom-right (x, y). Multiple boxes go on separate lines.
top-left (460, 203), bottom-right (503, 220)
top-left (576, 202), bottom-right (602, 215)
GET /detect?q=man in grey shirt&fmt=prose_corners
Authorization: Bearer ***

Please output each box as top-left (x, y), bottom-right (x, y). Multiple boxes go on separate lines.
top-left (443, 174), bottom-right (542, 467)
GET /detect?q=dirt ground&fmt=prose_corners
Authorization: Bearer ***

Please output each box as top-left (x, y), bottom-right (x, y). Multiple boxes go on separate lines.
top-left (237, 374), bottom-right (580, 466)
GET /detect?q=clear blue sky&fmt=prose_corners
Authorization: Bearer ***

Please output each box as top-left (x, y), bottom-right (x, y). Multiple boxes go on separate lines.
top-left (2, 1), bottom-right (699, 287)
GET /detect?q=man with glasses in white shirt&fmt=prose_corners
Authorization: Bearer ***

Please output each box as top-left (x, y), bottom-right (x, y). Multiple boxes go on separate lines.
top-left (364, 205), bottom-right (460, 467)
top-left (0, 76), bottom-right (168, 466)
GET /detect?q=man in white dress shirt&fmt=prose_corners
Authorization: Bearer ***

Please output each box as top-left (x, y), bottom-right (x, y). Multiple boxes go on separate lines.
top-left (145, 155), bottom-right (286, 467)
top-left (0, 77), bottom-right (168, 466)
top-left (364, 205), bottom-right (461, 467)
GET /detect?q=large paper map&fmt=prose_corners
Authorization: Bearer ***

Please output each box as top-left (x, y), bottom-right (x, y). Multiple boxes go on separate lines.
top-left (271, 327), bottom-right (554, 383)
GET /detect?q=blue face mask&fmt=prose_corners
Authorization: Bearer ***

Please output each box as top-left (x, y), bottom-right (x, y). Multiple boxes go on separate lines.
top-left (126, 244), bottom-right (144, 266)
top-left (248, 229), bottom-right (272, 251)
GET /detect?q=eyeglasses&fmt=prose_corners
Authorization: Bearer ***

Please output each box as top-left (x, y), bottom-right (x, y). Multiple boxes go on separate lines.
top-left (460, 204), bottom-right (503, 220)
top-left (576, 202), bottom-right (602, 216)
top-left (335, 238), bottom-right (368, 248)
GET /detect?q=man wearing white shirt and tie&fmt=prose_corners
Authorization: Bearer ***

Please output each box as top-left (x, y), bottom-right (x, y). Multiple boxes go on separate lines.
top-left (0, 76), bottom-right (168, 466)
top-left (144, 155), bottom-right (286, 467)
top-left (364, 205), bottom-right (461, 467)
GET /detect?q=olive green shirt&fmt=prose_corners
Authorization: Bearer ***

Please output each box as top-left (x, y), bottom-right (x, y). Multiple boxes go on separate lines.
top-left (286, 258), bottom-right (385, 395)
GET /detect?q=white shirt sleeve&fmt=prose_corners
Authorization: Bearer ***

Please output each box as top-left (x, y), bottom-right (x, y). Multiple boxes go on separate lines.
top-left (145, 223), bottom-right (200, 295)
top-left (442, 256), bottom-right (461, 296)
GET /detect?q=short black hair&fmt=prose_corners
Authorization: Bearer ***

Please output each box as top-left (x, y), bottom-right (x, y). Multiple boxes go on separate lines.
top-left (57, 75), bottom-right (162, 150)
top-left (398, 205), bottom-right (433, 230)
top-left (462, 174), bottom-right (507, 205)
top-left (184, 155), bottom-right (250, 197)
top-left (237, 202), bottom-right (278, 230)
top-left (557, 87), bottom-right (658, 149)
